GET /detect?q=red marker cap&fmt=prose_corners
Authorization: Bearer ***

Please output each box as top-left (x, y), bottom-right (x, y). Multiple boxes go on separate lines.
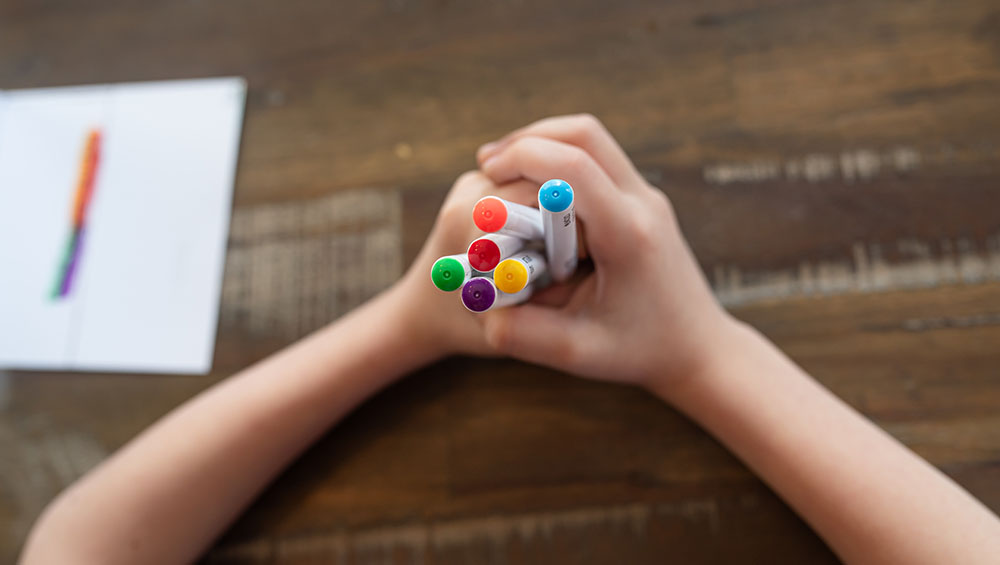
top-left (468, 237), bottom-right (502, 272)
top-left (473, 197), bottom-right (507, 233)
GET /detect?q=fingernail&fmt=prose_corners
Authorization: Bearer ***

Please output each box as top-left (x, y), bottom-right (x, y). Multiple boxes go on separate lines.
top-left (481, 155), bottom-right (500, 171)
top-left (478, 141), bottom-right (500, 162)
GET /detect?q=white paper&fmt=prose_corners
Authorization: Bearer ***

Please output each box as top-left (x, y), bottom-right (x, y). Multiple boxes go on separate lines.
top-left (0, 78), bottom-right (246, 374)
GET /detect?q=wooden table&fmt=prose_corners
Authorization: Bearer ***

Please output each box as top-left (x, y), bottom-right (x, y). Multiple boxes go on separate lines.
top-left (2, 1), bottom-right (998, 562)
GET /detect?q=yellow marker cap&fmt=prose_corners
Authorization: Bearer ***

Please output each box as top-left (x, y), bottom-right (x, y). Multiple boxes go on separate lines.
top-left (493, 258), bottom-right (528, 294)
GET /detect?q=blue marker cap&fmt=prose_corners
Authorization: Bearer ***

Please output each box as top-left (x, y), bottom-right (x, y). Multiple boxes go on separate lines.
top-left (538, 179), bottom-right (574, 213)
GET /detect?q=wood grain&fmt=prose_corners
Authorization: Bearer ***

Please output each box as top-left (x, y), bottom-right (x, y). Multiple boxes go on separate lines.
top-left (2, 0), bottom-right (999, 562)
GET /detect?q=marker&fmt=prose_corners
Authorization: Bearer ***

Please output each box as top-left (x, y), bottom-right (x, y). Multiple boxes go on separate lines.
top-left (51, 128), bottom-right (102, 300)
top-left (472, 196), bottom-right (544, 240)
top-left (493, 250), bottom-right (547, 294)
top-left (538, 179), bottom-right (577, 282)
top-left (430, 254), bottom-right (472, 292)
top-left (467, 233), bottom-right (525, 273)
top-left (461, 277), bottom-right (532, 313)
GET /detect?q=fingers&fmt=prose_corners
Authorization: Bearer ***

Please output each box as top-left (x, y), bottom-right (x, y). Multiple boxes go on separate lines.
top-left (494, 179), bottom-right (542, 209)
top-left (438, 172), bottom-right (538, 233)
top-left (479, 136), bottom-right (629, 241)
top-left (447, 172), bottom-right (539, 213)
top-left (478, 114), bottom-right (644, 190)
top-left (530, 263), bottom-right (593, 307)
top-left (446, 171), bottom-right (538, 208)
top-left (481, 304), bottom-right (584, 370)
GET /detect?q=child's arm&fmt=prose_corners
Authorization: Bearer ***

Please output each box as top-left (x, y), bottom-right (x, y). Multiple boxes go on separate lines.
top-left (664, 320), bottom-right (1000, 564)
top-left (19, 171), bottom-right (533, 565)
top-left (477, 114), bottom-right (1000, 564)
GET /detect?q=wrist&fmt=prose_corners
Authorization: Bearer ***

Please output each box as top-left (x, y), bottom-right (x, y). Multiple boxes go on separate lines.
top-left (308, 282), bottom-right (442, 387)
top-left (372, 278), bottom-right (449, 366)
top-left (646, 313), bottom-right (761, 407)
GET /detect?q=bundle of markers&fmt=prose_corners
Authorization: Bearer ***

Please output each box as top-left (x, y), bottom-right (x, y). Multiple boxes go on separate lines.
top-left (430, 179), bottom-right (578, 313)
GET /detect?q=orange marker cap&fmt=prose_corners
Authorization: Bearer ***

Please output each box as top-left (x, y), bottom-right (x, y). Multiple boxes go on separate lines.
top-left (473, 196), bottom-right (508, 233)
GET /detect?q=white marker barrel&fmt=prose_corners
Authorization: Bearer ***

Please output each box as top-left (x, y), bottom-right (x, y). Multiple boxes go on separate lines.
top-left (537, 179), bottom-right (577, 282)
top-left (467, 233), bottom-right (526, 273)
top-left (473, 196), bottom-right (544, 240)
top-left (493, 250), bottom-right (547, 294)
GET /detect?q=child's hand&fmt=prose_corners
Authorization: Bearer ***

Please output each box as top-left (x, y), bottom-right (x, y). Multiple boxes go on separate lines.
top-left (393, 170), bottom-right (539, 359)
top-left (476, 114), bottom-right (736, 389)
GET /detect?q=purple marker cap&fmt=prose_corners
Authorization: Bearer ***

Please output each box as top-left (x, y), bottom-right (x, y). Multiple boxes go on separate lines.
top-left (461, 278), bottom-right (497, 313)
top-left (61, 228), bottom-right (86, 297)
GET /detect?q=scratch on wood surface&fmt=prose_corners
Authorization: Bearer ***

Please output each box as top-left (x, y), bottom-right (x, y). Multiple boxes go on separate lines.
top-left (276, 534), bottom-right (347, 562)
top-left (220, 189), bottom-right (403, 338)
top-left (355, 524), bottom-right (427, 564)
top-left (431, 503), bottom-right (650, 549)
top-left (883, 416), bottom-right (1000, 456)
top-left (714, 234), bottom-right (1000, 306)
top-left (208, 499), bottom-right (720, 564)
top-left (896, 312), bottom-right (1000, 331)
top-left (703, 146), bottom-right (919, 185)
top-left (656, 498), bottom-right (721, 535)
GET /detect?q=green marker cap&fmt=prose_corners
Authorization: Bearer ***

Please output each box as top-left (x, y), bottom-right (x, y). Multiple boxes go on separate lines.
top-left (431, 257), bottom-right (466, 292)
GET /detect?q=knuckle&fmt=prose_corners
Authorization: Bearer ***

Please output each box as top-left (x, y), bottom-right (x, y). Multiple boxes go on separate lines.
top-left (649, 186), bottom-right (673, 213)
top-left (484, 314), bottom-right (514, 353)
top-left (561, 341), bottom-right (582, 367)
top-left (439, 199), bottom-right (465, 225)
top-left (453, 170), bottom-right (483, 191)
top-left (562, 146), bottom-right (593, 176)
top-left (549, 332), bottom-right (581, 367)
top-left (653, 189), bottom-right (677, 225)
top-left (507, 135), bottom-right (535, 156)
top-left (573, 112), bottom-right (603, 131)
top-left (570, 114), bottom-right (604, 145)
top-left (435, 202), bottom-right (468, 240)
top-left (442, 171), bottom-right (485, 214)
top-left (628, 210), bottom-right (660, 249)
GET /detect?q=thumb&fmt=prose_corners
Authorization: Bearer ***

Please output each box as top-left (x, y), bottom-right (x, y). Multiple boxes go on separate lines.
top-left (481, 303), bottom-right (582, 370)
